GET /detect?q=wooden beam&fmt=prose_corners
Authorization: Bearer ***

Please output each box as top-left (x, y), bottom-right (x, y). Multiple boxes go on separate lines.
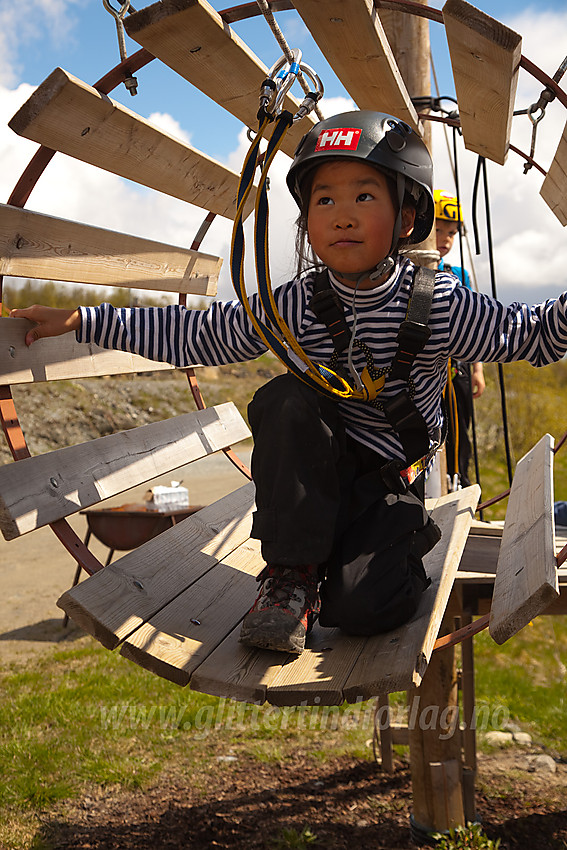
top-left (124, 0), bottom-right (314, 158)
top-left (0, 402), bottom-right (251, 539)
top-left (293, 0), bottom-right (420, 132)
top-left (0, 317), bottom-right (174, 384)
top-left (57, 483), bottom-right (255, 649)
top-left (9, 67), bottom-right (250, 220)
top-left (489, 434), bottom-right (559, 644)
top-left (0, 204), bottom-right (221, 295)
top-left (443, 0), bottom-right (522, 165)
top-left (540, 119), bottom-right (567, 226)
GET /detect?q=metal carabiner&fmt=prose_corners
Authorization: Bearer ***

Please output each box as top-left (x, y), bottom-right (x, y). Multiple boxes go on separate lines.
top-left (292, 62), bottom-right (324, 122)
top-left (263, 49), bottom-right (302, 116)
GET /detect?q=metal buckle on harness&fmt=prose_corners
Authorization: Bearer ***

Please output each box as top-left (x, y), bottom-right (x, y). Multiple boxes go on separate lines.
top-left (396, 320), bottom-right (432, 354)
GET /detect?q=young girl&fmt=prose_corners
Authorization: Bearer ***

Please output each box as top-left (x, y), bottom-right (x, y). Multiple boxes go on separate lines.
top-left (12, 111), bottom-right (567, 656)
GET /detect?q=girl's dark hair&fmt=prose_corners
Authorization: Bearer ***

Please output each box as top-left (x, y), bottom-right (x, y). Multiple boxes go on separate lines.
top-left (293, 161), bottom-right (418, 278)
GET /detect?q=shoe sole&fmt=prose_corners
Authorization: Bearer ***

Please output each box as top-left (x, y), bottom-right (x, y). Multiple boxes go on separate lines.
top-left (239, 609), bottom-right (306, 654)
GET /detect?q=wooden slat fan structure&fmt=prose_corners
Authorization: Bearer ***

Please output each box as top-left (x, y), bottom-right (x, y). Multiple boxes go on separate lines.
top-left (1, 0), bottom-right (566, 837)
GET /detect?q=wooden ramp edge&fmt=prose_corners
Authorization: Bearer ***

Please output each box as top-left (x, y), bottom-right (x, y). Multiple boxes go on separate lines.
top-left (489, 434), bottom-right (559, 644)
top-left (540, 119), bottom-right (567, 227)
top-left (0, 317), bottom-right (174, 384)
top-left (57, 483), bottom-right (256, 649)
top-left (189, 486), bottom-right (480, 706)
top-left (8, 67), bottom-right (252, 220)
top-left (0, 403), bottom-right (250, 539)
top-left (293, 0), bottom-right (420, 133)
top-left (0, 204), bottom-right (221, 296)
top-left (443, 0), bottom-right (522, 165)
top-left (123, 0), bottom-right (314, 159)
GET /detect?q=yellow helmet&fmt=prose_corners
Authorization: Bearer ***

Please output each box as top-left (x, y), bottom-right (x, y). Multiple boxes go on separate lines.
top-left (434, 189), bottom-right (463, 223)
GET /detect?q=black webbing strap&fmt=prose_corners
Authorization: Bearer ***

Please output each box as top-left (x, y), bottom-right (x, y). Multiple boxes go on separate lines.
top-left (383, 266), bottom-right (436, 465)
top-left (390, 266), bottom-right (435, 382)
top-left (310, 270), bottom-right (351, 353)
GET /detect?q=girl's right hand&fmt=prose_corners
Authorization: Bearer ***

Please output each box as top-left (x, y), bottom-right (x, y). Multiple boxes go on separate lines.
top-left (9, 306), bottom-right (81, 347)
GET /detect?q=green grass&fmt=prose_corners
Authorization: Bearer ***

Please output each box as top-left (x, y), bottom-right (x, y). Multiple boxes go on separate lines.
top-left (473, 616), bottom-right (567, 753)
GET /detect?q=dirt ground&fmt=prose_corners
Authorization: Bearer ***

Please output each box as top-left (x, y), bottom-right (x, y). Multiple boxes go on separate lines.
top-left (30, 750), bottom-right (567, 849)
top-left (1, 453), bottom-right (566, 849)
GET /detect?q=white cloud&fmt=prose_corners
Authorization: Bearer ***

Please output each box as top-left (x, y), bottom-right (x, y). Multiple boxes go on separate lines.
top-left (0, 0), bottom-right (80, 87)
top-left (147, 112), bottom-right (192, 145)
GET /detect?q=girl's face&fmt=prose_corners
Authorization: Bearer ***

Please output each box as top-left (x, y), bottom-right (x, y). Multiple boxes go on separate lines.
top-left (306, 160), bottom-right (415, 289)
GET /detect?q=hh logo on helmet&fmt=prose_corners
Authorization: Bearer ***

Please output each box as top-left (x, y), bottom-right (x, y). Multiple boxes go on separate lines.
top-left (315, 128), bottom-right (362, 152)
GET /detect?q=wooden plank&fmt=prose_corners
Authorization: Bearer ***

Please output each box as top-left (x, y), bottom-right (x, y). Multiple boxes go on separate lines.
top-left (57, 482), bottom-right (255, 648)
top-left (443, 0), bottom-right (522, 165)
top-left (293, 0), bottom-right (420, 132)
top-left (265, 624), bottom-right (364, 706)
top-left (0, 317), bottom-right (174, 384)
top-left (189, 622), bottom-right (289, 704)
top-left (123, 0), bottom-right (314, 159)
top-left (8, 67), bottom-right (251, 220)
top-left (0, 402), bottom-right (251, 539)
top-left (541, 119), bottom-right (567, 226)
top-left (0, 204), bottom-right (221, 295)
top-left (342, 486), bottom-right (480, 700)
top-left (489, 434), bottom-right (559, 644)
top-left (120, 537), bottom-right (265, 686)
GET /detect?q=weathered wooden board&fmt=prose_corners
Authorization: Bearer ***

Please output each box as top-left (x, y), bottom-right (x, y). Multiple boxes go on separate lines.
top-left (9, 68), bottom-right (251, 219)
top-left (0, 403), bottom-right (251, 539)
top-left (57, 483), bottom-right (255, 648)
top-left (124, 0), bottom-right (314, 158)
top-left (293, 0), bottom-right (420, 132)
top-left (443, 0), bottom-right (522, 165)
top-left (342, 485), bottom-right (480, 700)
top-left (0, 204), bottom-right (221, 295)
top-left (541, 119), bottom-right (567, 226)
top-left (120, 537), bottom-right (265, 686)
top-left (0, 317), bottom-right (175, 384)
top-left (489, 434), bottom-right (558, 644)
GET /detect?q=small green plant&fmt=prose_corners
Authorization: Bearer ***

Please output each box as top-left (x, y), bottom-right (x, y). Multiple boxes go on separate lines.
top-left (269, 825), bottom-right (319, 848)
top-left (432, 823), bottom-right (501, 849)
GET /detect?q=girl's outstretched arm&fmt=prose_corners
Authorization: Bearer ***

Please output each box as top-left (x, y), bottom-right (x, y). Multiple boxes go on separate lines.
top-left (9, 306), bottom-right (81, 347)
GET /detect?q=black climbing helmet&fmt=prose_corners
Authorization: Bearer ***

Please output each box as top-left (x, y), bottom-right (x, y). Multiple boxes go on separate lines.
top-left (286, 110), bottom-right (435, 245)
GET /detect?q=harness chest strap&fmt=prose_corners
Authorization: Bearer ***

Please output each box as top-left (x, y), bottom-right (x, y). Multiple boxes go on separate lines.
top-left (310, 266), bottom-right (438, 491)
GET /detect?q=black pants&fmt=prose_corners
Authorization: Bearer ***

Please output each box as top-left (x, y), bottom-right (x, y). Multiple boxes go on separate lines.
top-left (248, 374), bottom-right (441, 636)
top-left (446, 366), bottom-right (473, 488)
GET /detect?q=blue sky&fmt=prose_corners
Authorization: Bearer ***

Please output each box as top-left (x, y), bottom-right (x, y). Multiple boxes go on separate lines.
top-left (2, 0), bottom-right (567, 306)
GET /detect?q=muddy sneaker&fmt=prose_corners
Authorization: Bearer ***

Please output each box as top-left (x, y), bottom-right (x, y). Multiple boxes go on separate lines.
top-left (239, 565), bottom-right (320, 654)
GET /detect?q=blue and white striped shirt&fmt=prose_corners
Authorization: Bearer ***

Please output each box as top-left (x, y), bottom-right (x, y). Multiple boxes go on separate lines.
top-left (78, 257), bottom-right (567, 462)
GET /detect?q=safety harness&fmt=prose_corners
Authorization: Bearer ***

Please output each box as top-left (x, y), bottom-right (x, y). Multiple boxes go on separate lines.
top-left (310, 265), bottom-right (439, 493)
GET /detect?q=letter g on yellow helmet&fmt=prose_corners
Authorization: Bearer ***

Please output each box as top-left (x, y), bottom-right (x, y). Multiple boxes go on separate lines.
top-left (434, 189), bottom-right (463, 223)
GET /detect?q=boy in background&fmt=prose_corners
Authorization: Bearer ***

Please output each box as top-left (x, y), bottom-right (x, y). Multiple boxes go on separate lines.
top-left (435, 189), bottom-right (485, 488)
